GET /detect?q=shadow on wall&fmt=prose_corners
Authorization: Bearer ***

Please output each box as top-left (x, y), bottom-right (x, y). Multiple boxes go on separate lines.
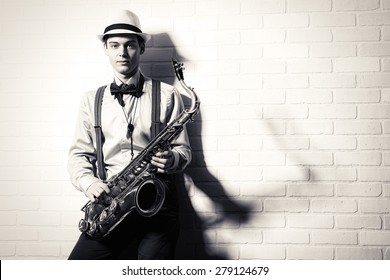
top-left (142, 33), bottom-right (253, 259)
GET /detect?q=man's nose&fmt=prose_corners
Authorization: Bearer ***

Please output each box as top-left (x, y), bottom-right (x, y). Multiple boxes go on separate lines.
top-left (119, 45), bottom-right (128, 57)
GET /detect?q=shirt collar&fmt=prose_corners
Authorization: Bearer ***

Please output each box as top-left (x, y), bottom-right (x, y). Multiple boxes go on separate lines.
top-left (113, 69), bottom-right (141, 87)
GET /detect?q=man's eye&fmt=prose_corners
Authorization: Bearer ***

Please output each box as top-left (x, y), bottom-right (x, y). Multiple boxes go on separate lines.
top-left (110, 44), bottom-right (119, 49)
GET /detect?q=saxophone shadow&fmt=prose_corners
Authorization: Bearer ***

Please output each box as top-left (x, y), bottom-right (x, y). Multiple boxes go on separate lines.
top-left (141, 33), bottom-right (253, 259)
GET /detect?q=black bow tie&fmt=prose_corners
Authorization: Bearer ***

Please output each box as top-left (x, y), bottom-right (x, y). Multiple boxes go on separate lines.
top-left (110, 75), bottom-right (144, 106)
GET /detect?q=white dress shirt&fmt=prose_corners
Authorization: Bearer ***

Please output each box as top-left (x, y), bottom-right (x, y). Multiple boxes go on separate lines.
top-left (67, 70), bottom-right (192, 193)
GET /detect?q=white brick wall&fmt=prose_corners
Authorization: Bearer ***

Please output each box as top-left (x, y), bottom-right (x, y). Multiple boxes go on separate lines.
top-left (0, 0), bottom-right (389, 260)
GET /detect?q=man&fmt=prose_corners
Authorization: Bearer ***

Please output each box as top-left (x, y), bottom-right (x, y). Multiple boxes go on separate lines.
top-left (67, 10), bottom-right (191, 259)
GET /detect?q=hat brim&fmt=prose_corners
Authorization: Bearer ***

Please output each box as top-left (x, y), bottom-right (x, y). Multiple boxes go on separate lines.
top-left (97, 30), bottom-right (151, 43)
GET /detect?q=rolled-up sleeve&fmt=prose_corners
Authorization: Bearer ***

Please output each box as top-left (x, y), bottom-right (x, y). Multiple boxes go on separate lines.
top-left (67, 91), bottom-right (101, 193)
top-left (165, 87), bottom-right (192, 174)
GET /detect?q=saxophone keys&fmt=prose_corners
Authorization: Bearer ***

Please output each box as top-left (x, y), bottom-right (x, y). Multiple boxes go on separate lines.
top-left (78, 219), bottom-right (89, 232)
top-left (99, 209), bottom-right (108, 222)
top-left (127, 174), bottom-right (136, 182)
top-left (109, 199), bottom-right (119, 213)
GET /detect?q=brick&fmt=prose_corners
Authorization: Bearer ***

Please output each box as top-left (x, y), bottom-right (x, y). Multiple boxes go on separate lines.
top-left (359, 13), bottom-right (390, 26)
top-left (219, 74), bottom-right (261, 89)
top-left (0, 198), bottom-right (40, 211)
top-left (218, 15), bottom-right (262, 30)
top-left (241, 183), bottom-right (286, 197)
top-left (0, 228), bottom-right (38, 241)
top-left (288, 120), bottom-right (333, 135)
top-left (360, 231), bottom-right (390, 245)
top-left (18, 212), bottom-right (61, 226)
top-left (334, 58), bottom-right (380, 72)
top-left (240, 89), bottom-right (285, 104)
top-left (359, 168), bottom-right (390, 182)
top-left (288, 214), bottom-right (334, 228)
top-left (288, 29), bottom-right (333, 43)
top-left (242, 30), bottom-right (285, 44)
top-left (0, 212), bottom-right (17, 225)
top-left (288, 183), bottom-right (333, 196)
top-left (240, 245), bottom-right (285, 260)
top-left (310, 168), bottom-right (357, 181)
top-left (263, 105), bottom-right (308, 118)
top-left (334, 121), bottom-right (382, 135)
top-left (264, 230), bottom-right (310, 244)
top-left (241, 60), bottom-right (285, 74)
top-left (288, 0), bottom-right (332, 12)
top-left (311, 136), bottom-right (357, 150)
top-left (335, 215), bottom-right (382, 229)
top-left (241, 120), bottom-right (286, 135)
top-left (313, 231), bottom-right (358, 245)
top-left (241, 0), bottom-right (286, 14)
top-left (39, 228), bottom-right (79, 241)
top-left (264, 14), bottom-right (308, 28)
top-left (287, 246), bottom-right (334, 259)
top-left (243, 214), bottom-right (286, 228)
top-left (335, 152), bottom-right (382, 166)
top-left (218, 135), bottom-right (262, 150)
top-left (359, 105), bottom-right (390, 118)
top-left (264, 44), bottom-right (308, 58)
top-left (335, 28), bottom-right (380, 42)
top-left (334, 90), bottom-right (380, 103)
top-left (336, 248), bottom-right (382, 260)
top-left (336, 183), bottom-right (382, 197)
top-left (359, 73), bottom-right (390, 88)
top-left (311, 13), bottom-right (356, 27)
top-left (263, 136), bottom-right (309, 150)
top-left (240, 151), bottom-right (285, 166)
top-left (287, 59), bottom-right (332, 73)
top-left (334, 0), bottom-right (380, 11)
top-left (360, 136), bottom-right (390, 149)
top-left (264, 74), bottom-right (309, 89)
top-left (201, 120), bottom-right (239, 136)
top-left (217, 167), bottom-right (262, 181)
top-left (311, 199), bottom-right (358, 213)
top-left (287, 89), bottom-right (332, 103)
top-left (16, 243), bottom-right (60, 257)
top-left (263, 167), bottom-right (310, 181)
top-left (359, 43), bottom-right (390, 56)
top-left (385, 216), bottom-right (390, 229)
top-left (287, 151), bottom-right (333, 165)
top-left (360, 199), bottom-right (390, 213)
top-left (217, 229), bottom-right (262, 244)
top-left (264, 199), bottom-right (309, 212)
top-left (310, 74), bottom-right (356, 88)
top-left (0, 244), bottom-right (15, 257)
top-left (383, 121), bottom-right (390, 134)
top-left (311, 44), bottom-right (356, 58)
top-left (310, 105), bottom-right (356, 119)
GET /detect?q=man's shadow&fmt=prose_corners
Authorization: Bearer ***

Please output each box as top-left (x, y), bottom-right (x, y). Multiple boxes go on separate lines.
top-left (141, 33), bottom-right (252, 259)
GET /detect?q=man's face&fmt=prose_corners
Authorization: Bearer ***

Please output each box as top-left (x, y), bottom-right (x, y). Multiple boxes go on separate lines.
top-left (104, 34), bottom-right (144, 79)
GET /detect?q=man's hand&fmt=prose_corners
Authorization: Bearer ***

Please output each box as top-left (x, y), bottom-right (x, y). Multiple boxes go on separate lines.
top-left (151, 150), bottom-right (174, 173)
top-left (85, 181), bottom-right (110, 202)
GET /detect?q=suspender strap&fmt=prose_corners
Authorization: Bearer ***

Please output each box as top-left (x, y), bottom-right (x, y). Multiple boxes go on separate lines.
top-left (94, 85), bottom-right (107, 181)
top-left (151, 79), bottom-right (161, 139)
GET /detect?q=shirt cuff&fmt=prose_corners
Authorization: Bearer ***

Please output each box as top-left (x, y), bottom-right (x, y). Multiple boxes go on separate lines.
top-left (78, 175), bottom-right (101, 194)
top-left (166, 149), bottom-right (180, 174)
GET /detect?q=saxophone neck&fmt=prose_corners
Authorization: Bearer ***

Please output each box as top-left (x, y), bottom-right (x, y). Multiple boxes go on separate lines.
top-left (172, 59), bottom-right (200, 116)
top-left (179, 78), bottom-right (200, 115)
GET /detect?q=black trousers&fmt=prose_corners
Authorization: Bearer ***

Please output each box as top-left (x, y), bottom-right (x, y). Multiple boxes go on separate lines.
top-left (68, 210), bottom-right (179, 260)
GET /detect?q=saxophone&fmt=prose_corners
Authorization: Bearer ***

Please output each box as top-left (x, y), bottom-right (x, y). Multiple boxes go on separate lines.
top-left (78, 59), bottom-right (200, 240)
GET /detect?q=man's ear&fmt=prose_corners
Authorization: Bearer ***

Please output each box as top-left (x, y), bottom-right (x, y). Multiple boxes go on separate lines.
top-left (140, 42), bottom-right (145, 54)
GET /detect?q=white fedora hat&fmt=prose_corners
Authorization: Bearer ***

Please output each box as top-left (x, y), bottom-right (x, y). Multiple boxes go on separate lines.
top-left (97, 10), bottom-right (151, 43)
